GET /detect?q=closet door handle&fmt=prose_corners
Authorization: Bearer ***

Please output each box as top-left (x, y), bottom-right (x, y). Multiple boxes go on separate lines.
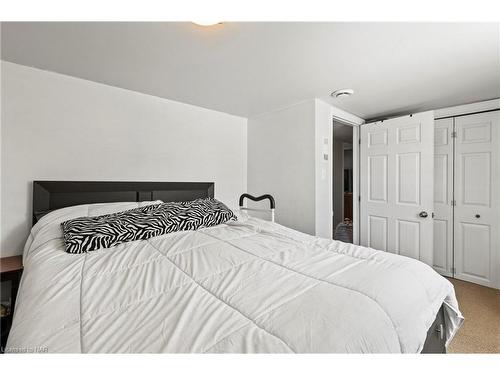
top-left (419, 211), bottom-right (428, 218)
top-left (475, 214), bottom-right (481, 219)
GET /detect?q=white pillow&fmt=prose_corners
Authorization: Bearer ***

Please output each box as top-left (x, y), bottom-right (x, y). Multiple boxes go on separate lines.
top-left (25, 201), bottom-right (164, 258)
top-left (227, 206), bottom-right (250, 222)
top-left (35, 201), bottom-right (163, 227)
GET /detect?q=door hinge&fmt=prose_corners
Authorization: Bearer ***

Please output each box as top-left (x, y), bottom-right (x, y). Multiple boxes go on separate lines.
top-left (358, 195), bottom-right (361, 202)
top-left (451, 131), bottom-right (457, 138)
top-left (451, 267), bottom-right (456, 274)
top-left (359, 138), bottom-right (361, 145)
top-left (451, 200), bottom-right (456, 206)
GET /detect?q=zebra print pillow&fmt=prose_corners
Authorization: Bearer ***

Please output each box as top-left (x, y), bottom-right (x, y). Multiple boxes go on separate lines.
top-left (61, 198), bottom-right (236, 254)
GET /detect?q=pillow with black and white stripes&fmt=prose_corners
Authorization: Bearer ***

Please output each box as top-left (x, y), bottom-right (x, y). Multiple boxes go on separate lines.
top-left (61, 198), bottom-right (236, 254)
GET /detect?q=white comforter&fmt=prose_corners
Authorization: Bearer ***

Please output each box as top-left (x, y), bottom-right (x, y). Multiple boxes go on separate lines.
top-left (7, 202), bottom-right (463, 353)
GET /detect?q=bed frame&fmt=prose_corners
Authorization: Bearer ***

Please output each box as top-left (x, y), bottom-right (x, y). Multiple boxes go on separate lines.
top-left (30, 180), bottom-right (447, 353)
top-left (32, 180), bottom-right (214, 225)
top-left (421, 305), bottom-right (447, 353)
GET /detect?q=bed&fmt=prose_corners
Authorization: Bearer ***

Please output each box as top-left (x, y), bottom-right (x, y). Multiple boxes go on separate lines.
top-left (5, 181), bottom-right (463, 353)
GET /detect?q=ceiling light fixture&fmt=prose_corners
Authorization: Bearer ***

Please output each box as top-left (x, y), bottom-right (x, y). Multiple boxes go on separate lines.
top-left (192, 21), bottom-right (222, 26)
top-left (331, 89), bottom-right (354, 98)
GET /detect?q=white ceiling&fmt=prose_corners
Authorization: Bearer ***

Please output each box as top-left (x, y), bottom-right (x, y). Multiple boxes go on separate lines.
top-left (1, 22), bottom-right (499, 119)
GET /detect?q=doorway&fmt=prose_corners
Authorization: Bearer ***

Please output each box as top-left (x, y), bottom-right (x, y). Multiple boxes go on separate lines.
top-left (332, 120), bottom-right (354, 243)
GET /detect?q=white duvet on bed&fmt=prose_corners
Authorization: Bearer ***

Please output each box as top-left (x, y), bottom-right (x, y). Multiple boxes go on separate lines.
top-left (6, 202), bottom-right (463, 353)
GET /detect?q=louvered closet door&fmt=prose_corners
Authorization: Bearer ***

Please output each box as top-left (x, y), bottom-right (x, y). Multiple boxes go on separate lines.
top-left (360, 111), bottom-right (434, 266)
top-left (454, 111), bottom-right (500, 289)
top-left (433, 118), bottom-right (454, 276)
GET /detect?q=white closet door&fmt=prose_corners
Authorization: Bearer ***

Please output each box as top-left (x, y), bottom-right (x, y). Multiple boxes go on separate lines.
top-left (433, 118), bottom-right (454, 276)
top-left (454, 111), bottom-right (500, 289)
top-left (360, 111), bottom-right (434, 265)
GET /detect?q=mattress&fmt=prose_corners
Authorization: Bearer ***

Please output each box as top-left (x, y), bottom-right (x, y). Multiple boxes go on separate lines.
top-left (6, 202), bottom-right (463, 353)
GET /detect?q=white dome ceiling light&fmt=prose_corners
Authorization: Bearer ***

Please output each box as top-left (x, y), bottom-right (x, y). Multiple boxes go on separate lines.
top-left (331, 89), bottom-right (354, 98)
top-left (192, 21), bottom-right (222, 26)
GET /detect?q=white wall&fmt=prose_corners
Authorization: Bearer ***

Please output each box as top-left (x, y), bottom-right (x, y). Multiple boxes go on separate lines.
top-left (247, 99), bottom-right (340, 238)
top-left (247, 98), bottom-right (364, 240)
top-left (314, 99), bottom-right (333, 238)
top-left (1, 61), bottom-right (247, 257)
top-left (247, 100), bottom-right (316, 234)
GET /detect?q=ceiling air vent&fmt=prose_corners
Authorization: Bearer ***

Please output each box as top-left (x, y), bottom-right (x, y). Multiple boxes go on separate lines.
top-left (331, 89), bottom-right (354, 98)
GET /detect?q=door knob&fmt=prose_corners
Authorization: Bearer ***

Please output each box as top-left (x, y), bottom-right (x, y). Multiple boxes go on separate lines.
top-left (475, 214), bottom-right (481, 218)
top-left (419, 211), bottom-right (428, 218)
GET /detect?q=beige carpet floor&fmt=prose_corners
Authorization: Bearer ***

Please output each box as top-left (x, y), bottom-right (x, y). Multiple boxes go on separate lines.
top-left (447, 278), bottom-right (500, 353)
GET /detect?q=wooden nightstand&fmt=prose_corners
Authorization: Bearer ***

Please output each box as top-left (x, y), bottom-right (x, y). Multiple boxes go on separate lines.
top-left (1, 255), bottom-right (23, 353)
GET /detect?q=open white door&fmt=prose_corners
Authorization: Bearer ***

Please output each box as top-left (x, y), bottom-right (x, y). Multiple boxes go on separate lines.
top-left (360, 111), bottom-right (434, 265)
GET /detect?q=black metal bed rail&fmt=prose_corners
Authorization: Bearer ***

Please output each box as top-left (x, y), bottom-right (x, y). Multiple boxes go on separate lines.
top-left (238, 193), bottom-right (276, 222)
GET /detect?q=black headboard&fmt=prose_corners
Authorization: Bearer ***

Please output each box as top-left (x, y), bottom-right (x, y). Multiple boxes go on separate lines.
top-left (32, 181), bottom-right (214, 225)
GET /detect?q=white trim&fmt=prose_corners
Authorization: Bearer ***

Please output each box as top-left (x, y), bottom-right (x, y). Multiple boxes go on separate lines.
top-left (434, 98), bottom-right (500, 118)
top-left (352, 125), bottom-right (359, 245)
top-left (319, 98), bottom-right (366, 126)
top-left (325, 100), bottom-right (363, 243)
